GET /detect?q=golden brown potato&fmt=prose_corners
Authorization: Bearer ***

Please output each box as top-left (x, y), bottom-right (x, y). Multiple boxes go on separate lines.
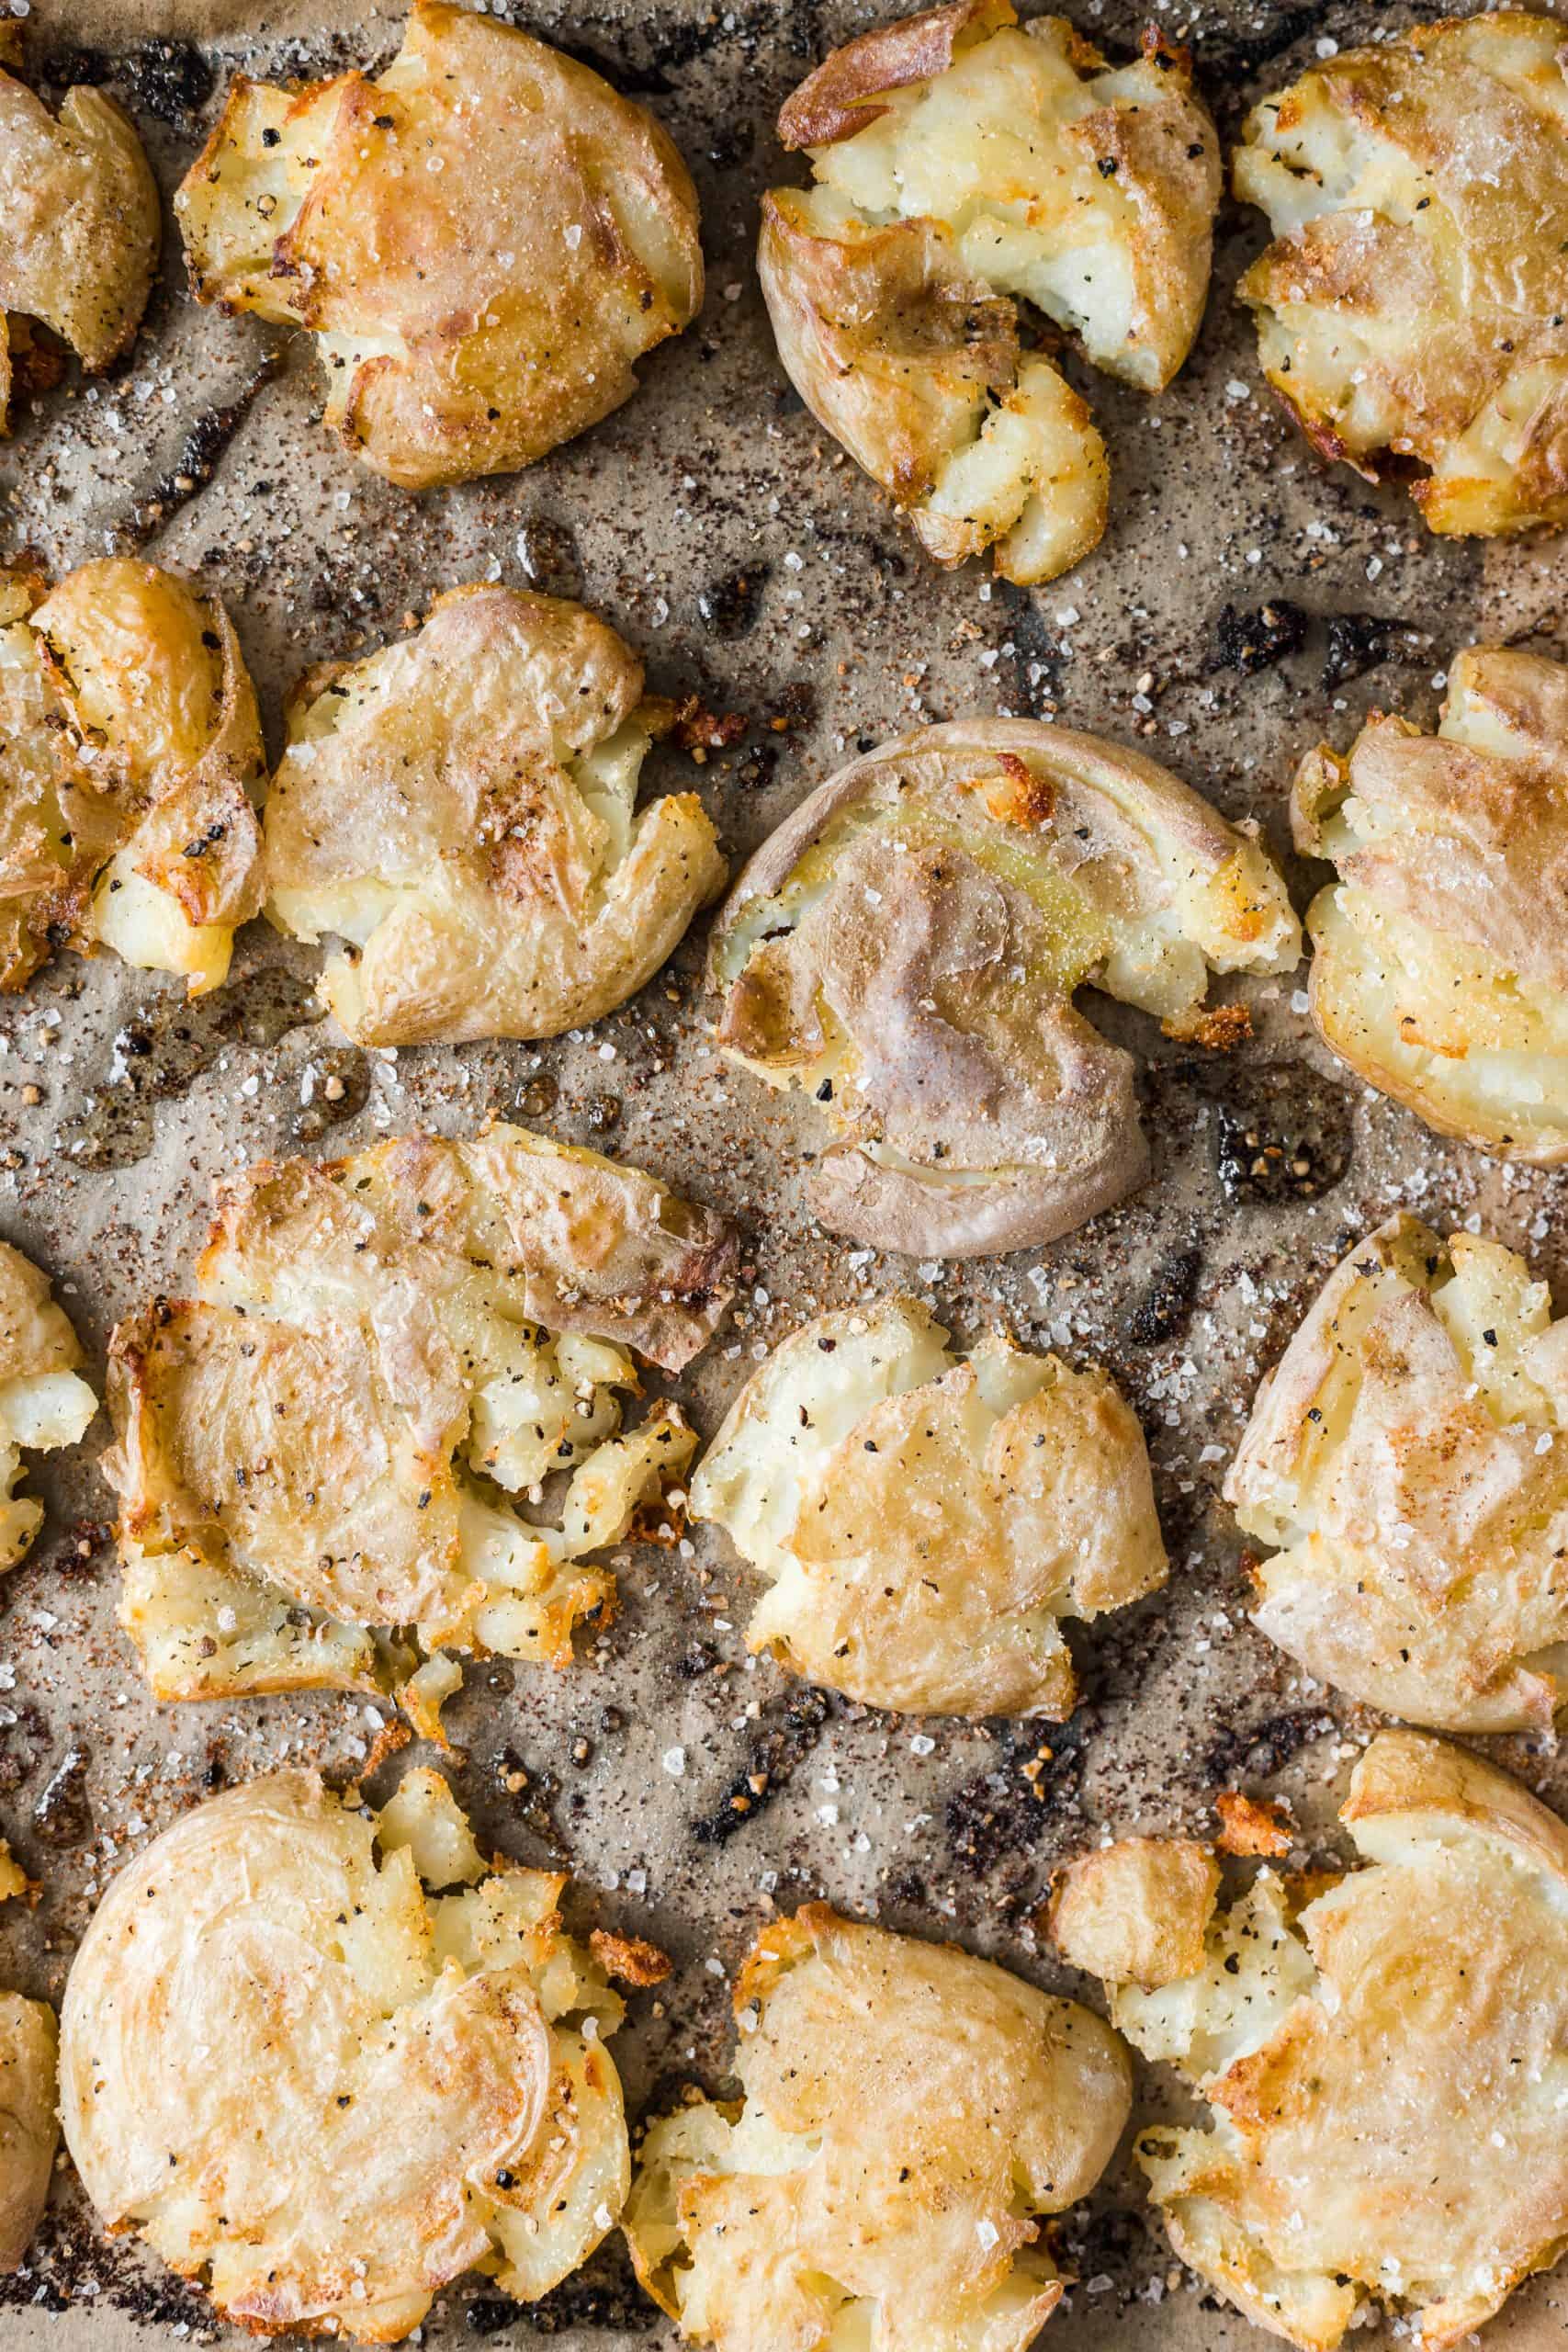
top-left (103, 1124), bottom-right (736, 1730)
top-left (61, 1767), bottom-right (634, 2341)
top-left (1226, 1212), bottom-right (1568, 1732)
top-left (0, 558), bottom-right (265, 996)
top-left (1051, 1731), bottom-right (1568, 2352)
top-left (761, 0), bottom-right (1219, 582)
top-left (0, 31), bottom-right (159, 431)
top-left (1235, 11), bottom-right (1568, 535)
top-left (1293, 644), bottom-right (1568, 1159)
top-left (263, 584), bottom-right (725, 1046)
top-left (176, 0), bottom-right (703, 491)
top-left (707, 718), bottom-right (1300, 1257)
top-left (623, 1903), bottom-right (1131, 2352)
top-left (0, 1990), bottom-right (55, 2275)
top-left (690, 1293), bottom-right (1166, 1715)
top-left (0, 1238), bottom-right (96, 1571)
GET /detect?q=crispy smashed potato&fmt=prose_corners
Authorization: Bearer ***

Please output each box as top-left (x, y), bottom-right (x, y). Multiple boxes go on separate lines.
top-left (1293, 645), bottom-right (1568, 1159)
top-left (0, 559), bottom-right (265, 995)
top-left (624, 1903), bottom-right (1130, 2352)
top-left (707, 718), bottom-right (1300, 1256)
top-left (103, 1125), bottom-right (736, 1729)
top-left (264, 584), bottom-right (725, 1046)
top-left (61, 1767), bottom-right (635, 2341)
top-left (0, 32), bottom-right (159, 432)
top-left (176, 0), bottom-right (703, 491)
top-left (1235, 11), bottom-right (1568, 534)
top-left (0, 1821), bottom-right (54, 2276)
top-left (1227, 1212), bottom-right (1568, 1732)
top-left (761, 0), bottom-right (1218, 582)
top-left (0, 1238), bottom-right (96, 1571)
top-left (691, 1293), bottom-right (1166, 1715)
top-left (1052, 1731), bottom-right (1568, 2352)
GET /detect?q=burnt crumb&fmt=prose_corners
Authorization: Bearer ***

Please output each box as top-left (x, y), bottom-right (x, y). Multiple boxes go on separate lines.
top-left (1204, 1709), bottom-right (1335, 1784)
top-left (770, 680), bottom-right (818, 732)
top-left (0, 1703), bottom-right (51, 1797)
top-left (32, 1743), bottom-right (93, 1849)
top-left (1322, 610), bottom-right (1399, 688)
top-left (129, 351), bottom-right (283, 543)
top-left (41, 38), bottom-right (215, 124)
top-left (945, 1714), bottom-right (1090, 1919)
top-left (1123, 1246), bottom-right (1201, 1346)
top-left (514, 516), bottom-right (585, 604)
top-left (1214, 598), bottom-right (1309, 677)
top-left (732, 741), bottom-right (779, 792)
top-left (697, 567), bottom-right (768, 639)
top-left (692, 1685), bottom-right (831, 1845)
top-left (677, 1638), bottom-right (720, 1679)
top-left (490, 1744), bottom-right (571, 1863)
top-left (1214, 1066), bottom-right (1354, 1207)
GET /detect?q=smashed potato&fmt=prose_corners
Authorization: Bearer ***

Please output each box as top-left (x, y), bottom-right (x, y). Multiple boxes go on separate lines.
top-left (61, 1767), bottom-right (637, 2341)
top-left (1235, 11), bottom-right (1568, 534)
top-left (0, 30), bottom-right (159, 431)
top-left (0, 559), bottom-right (265, 996)
top-left (103, 1125), bottom-right (736, 1728)
top-left (624, 1903), bottom-right (1130, 2352)
top-left (0, 1238), bottom-right (96, 1571)
top-left (264, 584), bottom-right (725, 1046)
top-left (690, 1293), bottom-right (1166, 1715)
top-left (708, 718), bottom-right (1300, 1256)
top-left (761, 0), bottom-right (1218, 581)
top-left (1293, 644), bottom-right (1568, 1159)
top-left (1227, 1212), bottom-right (1568, 1732)
top-left (1052, 1731), bottom-right (1568, 2352)
top-left (176, 0), bottom-right (704, 491)
top-left (0, 1827), bottom-right (54, 2276)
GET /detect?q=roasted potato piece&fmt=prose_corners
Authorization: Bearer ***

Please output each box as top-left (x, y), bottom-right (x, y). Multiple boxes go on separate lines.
top-left (707, 718), bottom-right (1300, 1256)
top-left (690, 1293), bottom-right (1166, 1715)
top-left (0, 32), bottom-right (159, 431)
top-left (1293, 645), bottom-right (1568, 1159)
top-left (1235, 11), bottom-right (1568, 534)
top-left (624, 1903), bottom-right (1131, 2352)
top-left (61, 1767), bottom-right (636, 2341)
top-left (760, 0), bottom-right (1218, 582)
top-left (103, 1125), bottom-right (737, 1728)
top-left (1052, 1731), bottom-right (1568, 2352)
top-left (176, 0), bottom-right (703, 491)
top-left (0, 1238), bottom-right (96, 1571)
top-left (0, 558), bottom-right (265, 996)
top-left (1226, 1212), bottom-right (1568, 1732)
top-left (264, 584), bottom-right (725, 1046)
top-left (0, 1828), bottom-right (55, 2278)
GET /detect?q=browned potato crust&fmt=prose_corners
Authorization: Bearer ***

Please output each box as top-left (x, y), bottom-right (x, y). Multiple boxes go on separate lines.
top-left (175, 0), bottom-right (703, 490)
top-left (264, 584), bottom-right (726, 1046)
top-left (1235, 10), bottom-right (1568, 534)
top-left (707, 718), bottom-right (1300, 1257)
top-left (760, 1), bottom-right (1219, 582)
top-left (624, 1904), bottom-right (1132, 2351)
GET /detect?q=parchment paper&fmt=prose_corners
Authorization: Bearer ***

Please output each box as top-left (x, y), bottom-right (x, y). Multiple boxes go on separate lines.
top-left (0, 0), bottom-right (1563, 2346)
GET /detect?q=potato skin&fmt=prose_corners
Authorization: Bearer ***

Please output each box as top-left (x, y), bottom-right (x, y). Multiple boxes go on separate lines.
top-left (1235, 10), bottom-right (1568, 535)
top-left (176, 1), bottom-right (703, 490)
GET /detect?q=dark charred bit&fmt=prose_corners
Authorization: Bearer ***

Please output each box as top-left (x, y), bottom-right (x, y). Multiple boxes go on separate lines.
top-left (1322, 610), bottom-right (1400, 688)
top-left (1123, 1246), bottom-right (1202, 1346)
top-left (1204, 1708), bottom-right (1336, 1784)
top-left (514, 516), bottom-right (585, 604)
top-left (677, 1638), bottom-right (720, 1679)
top-left (697, 567), bottom-right (768, 639)
top-left (1213, 598), bottom-right (1309, 677)
top-left (732, 740), bottom-right (779, 792)
top-left (692, 1684), bottom-right (831, 1845)
top-left (944, 1713), bottom-right (1091, 1921)
top-left (128, 350), bottom-right (284, 544)
top-left (490, 1744), bottom-right (571, 1864)
top-left (31, 1743), bottom-right (93, 1849)
top-left (1214, 1065), bottom-right (1355, 1207)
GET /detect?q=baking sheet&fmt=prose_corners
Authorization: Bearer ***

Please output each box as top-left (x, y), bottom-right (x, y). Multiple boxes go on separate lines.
top-left (0, 0), bottom-right (1565, 2345)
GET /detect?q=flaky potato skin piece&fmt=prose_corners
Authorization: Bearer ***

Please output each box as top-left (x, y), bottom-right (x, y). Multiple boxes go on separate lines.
top-left (1226, 1211), bottom-right (1568, 1731)
top-left (760, 1), bottom-right (1218, 582)
top-left (1292, 644), bottom-right (1568, 1160)
top-left (1052, 1732), bottom-right (1568, 2352)
top-left (624, 1903), bottom-right (1131, 2352)
top-left (103, 1125), bottom-right (735, 1719)
top-left (0, 1237), bottom-right (96, 1572)
top-left (264, 584), bottom-right (725, 1046)
top-left (1235, 11), bottom-right (1568, 535)
top-left (690, 1293), bottom-right (1166, 1715)
top-left (0, 31), bottom-right (159, 429)
top-left (707, 718), bottom-right (1300, 1257)
top-left (0, 558), bottom-right (265, 997)
top-left (60, 1768), bottom-right (635, 2342)
top-left (176, 1), bottom-right (702, 491)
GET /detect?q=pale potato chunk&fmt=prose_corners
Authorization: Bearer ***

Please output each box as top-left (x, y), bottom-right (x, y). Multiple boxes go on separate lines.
top-left (0, 1238), bottom-right (95, 1570)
